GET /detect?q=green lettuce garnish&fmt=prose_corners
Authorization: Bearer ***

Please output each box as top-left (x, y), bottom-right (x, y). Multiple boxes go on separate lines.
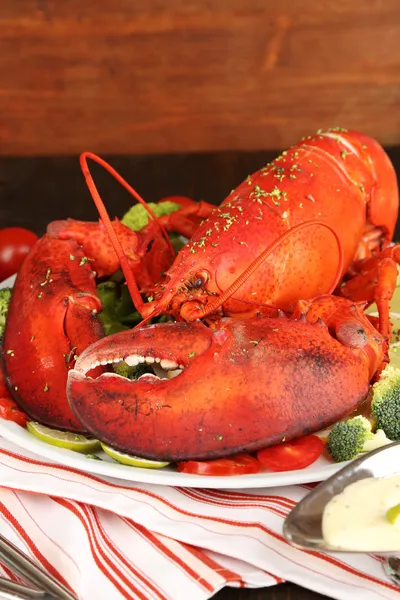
top-left (121, 201), bottom-right (180, 232)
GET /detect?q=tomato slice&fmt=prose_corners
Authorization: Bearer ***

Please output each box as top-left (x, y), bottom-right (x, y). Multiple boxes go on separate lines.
top-left (0, 397), bottom-right (28, 427)
top-left (257, 435), bottom-right (324, 472)
top-left (177, 453), bottom-right (261, 476)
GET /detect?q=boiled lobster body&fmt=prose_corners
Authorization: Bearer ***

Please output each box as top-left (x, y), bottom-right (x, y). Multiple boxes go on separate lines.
top-left (140, 129), bottom-right (399, 335)
top-left (67, 296), bottom-right (385, 461)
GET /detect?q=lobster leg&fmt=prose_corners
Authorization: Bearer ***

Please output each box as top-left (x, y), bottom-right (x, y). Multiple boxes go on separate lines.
top-left (340, 245), bottom-right (400, 344)
top-left (158, 196), bottom-right (216, 239)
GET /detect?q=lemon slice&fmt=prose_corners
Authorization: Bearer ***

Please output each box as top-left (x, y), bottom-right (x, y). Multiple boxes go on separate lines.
top-left (389, 344), bottom-right (400, 369)
top-left (101, 443), bottom-right (170, 468)
top-left (27, 421), bottom-right (101, 453)
top-left (386, 503), bottom-right (400, 525)
top-left (388, 311), bottom-right (400, 369)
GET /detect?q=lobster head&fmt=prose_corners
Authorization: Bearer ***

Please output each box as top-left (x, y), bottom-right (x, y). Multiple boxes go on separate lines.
top-left (141, 198), bottom-right (287, 322)
top-left (142, 254), bottom-right (222, 323)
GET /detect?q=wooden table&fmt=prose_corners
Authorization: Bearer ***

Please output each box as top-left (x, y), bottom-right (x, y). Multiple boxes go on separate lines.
top-left (2, 1), bottom-right (400, 157)
top-left (1, 147), bottom-right (399, 599)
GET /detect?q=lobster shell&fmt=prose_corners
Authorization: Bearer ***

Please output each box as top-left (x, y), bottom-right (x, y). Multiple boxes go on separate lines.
top-left (67, 296), bottom-right (384, 461)
top-left (143, 129), bottom-right (399, 321)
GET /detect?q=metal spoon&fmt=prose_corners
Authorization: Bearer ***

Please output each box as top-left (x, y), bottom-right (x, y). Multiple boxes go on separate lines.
top-left (0, 577), bottom-right (54, 599)
top-left (0, 534), bottom-right (77, 600)
top-left (283, 441), bottom-right (400, 585)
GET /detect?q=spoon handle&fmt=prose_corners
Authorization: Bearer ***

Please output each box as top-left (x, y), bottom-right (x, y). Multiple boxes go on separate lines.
top-left (0, 534), bottom-right (77, 600)
top-left (0, 577), bottom-right (50, 599)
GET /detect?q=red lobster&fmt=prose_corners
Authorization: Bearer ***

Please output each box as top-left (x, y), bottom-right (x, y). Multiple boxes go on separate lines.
top-left (2, 129), bottom-right (400, 461)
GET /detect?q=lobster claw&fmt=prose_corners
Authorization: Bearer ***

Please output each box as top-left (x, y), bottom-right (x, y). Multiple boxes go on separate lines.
top-left (48, 217), bottom-right (172, 291)
top-left (67, 296), bottom-right (385, 461)
top-left (2, 235), bottom-right (105, 431)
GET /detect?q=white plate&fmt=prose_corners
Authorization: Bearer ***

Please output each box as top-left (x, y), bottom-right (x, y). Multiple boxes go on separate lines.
top-left (0, 419), bottom-right (345, 488)
top-left (0, 273), bottom-right (349, 488)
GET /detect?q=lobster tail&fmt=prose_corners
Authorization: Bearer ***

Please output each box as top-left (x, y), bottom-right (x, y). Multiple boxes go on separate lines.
top-left (320, 130), bottom-right (399, 243)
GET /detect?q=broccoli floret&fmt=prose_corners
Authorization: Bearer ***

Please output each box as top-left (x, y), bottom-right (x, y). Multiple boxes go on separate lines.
top-left (97, 281), bottom-right (142, 336)
top-left (371, 365), bottom-right (400, 440)
top-left (97, 281), bottom-right (117, 313)
top-left (121, 201), bottom-right (181, 232)
top-left (169, 232), bottom-right (186, 253)
top-left (113, 361), bottom-right (153, 380)
top-left (0, 288), bottom-right (12, 338)
top-left (97, 281), bottom-right (127, 335)
top-left (113, 361), bottom-right (136, 379)
top-left (327, 415), bottom-right (391, 463)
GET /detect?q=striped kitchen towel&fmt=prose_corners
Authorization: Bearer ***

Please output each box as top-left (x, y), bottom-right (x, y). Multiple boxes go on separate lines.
top-left (0, 436), bottom-right (397, 600)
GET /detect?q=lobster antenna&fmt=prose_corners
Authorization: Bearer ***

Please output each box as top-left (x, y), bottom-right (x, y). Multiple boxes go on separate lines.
top-left (80, 153), bottom-right (147, 312)
top-left (80, 152), bottom-right (177, 315)
top-left (193, 220), bottom-right (343, 320)
top-left (81, 152), bottom-right (175, 258)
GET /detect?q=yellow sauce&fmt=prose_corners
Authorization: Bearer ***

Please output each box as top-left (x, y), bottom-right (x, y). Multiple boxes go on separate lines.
top-left (322, 476), bottom-right (400, 551)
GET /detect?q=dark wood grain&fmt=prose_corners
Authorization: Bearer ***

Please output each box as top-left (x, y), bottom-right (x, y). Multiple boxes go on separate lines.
top-left (1, 147), bottom-right (399, 599)
top-left (1, 0), bottom-right (400, 155)
top-left (0, 150), bottom-right (275, 232)
top-left (2, 146), bottom-right (400, 238)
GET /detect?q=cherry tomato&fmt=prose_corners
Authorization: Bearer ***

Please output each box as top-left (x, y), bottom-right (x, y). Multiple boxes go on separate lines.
top-left (0, 227), bottom-right (38, 282)
top-left (257, 435), bottom-right (324, 472)
top-left (177, 453), bottom-right (261, 476)
top-left (0, 397), bottom-right (27, 427)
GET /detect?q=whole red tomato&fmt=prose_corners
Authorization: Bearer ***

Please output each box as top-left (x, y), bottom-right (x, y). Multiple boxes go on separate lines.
top-left (0, 228), bottom-right (38, 282)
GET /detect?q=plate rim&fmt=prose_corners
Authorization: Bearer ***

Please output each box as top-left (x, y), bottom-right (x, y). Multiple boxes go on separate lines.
top-left (0, 419), bottom-right (345, 488)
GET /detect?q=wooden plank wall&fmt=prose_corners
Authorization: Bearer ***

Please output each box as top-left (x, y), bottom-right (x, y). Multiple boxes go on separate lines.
top-left (1, 0), bottom-right (400, 155)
